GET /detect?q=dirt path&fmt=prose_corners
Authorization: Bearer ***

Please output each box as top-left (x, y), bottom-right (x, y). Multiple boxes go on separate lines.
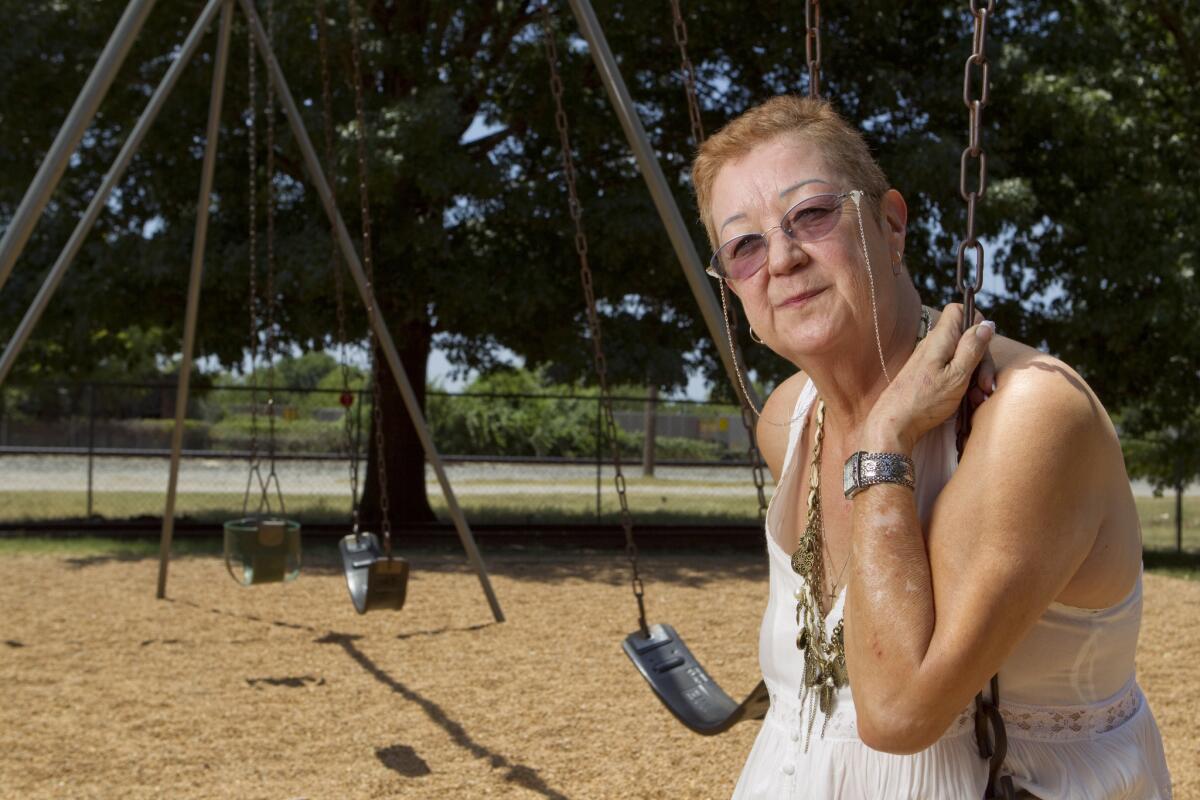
top-left (0, 551), bottom-right (1194, 799)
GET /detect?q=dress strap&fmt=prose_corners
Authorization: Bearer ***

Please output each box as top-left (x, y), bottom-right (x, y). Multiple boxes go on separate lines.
top-left (779, 378), bottom-right (817, 477)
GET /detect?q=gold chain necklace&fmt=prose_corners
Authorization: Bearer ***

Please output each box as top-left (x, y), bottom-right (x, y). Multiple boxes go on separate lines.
top-left (788, 305), bottom-right (931, 746)
top-left (790, 399), bottom-right (848, 746)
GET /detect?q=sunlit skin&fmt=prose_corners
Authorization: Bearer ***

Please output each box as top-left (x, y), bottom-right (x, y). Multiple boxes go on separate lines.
top-left (710, 135), bottom-right (1144, 754)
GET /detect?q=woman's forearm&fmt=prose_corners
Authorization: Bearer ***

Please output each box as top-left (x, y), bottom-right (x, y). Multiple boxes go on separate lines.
top-left (844, 431), bottom-right (939, 749)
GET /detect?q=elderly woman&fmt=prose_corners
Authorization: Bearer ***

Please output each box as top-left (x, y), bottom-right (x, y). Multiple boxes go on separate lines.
top-left (693, 96), bottom-right (1172, 799)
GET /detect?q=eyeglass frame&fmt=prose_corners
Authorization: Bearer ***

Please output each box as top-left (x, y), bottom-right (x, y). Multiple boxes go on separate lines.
top-left (705, 189), bottom-right (864, 281)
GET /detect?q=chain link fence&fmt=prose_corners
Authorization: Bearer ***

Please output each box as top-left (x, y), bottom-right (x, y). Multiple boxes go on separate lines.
top-left (0, 380), bottom-right (772, 529)
top-left (0, 380), bottom-right (1194, 551)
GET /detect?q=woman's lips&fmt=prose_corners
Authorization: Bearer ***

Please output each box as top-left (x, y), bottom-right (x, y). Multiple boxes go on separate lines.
top-left (778, 286), bottom-right (826, 307)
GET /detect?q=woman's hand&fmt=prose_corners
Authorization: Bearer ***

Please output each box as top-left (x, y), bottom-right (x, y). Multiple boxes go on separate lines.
top-left (866, 303), bottom-right (995, 453)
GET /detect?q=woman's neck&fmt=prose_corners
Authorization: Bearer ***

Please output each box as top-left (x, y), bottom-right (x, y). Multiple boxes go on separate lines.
top-left (800, 285), bottom-right (923, 440)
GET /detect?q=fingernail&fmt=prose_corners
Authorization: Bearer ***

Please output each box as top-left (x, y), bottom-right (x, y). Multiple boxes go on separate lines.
top-left (976, 320), bottom-right (996, 340)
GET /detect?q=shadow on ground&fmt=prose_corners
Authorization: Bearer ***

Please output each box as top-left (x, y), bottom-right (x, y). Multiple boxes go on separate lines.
top-left (318, 632), bottom-right (572, 800)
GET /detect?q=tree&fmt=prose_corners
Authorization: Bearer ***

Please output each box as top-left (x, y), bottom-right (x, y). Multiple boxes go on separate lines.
top-left (2, 1), bottom-right (1195, 524)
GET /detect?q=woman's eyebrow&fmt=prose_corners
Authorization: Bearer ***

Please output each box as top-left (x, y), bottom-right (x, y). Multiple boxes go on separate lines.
top-left (779, 178), bottom-right (832, 199)
top-left (719, 178), bottom-right (833, 236)
top-left (719, 213), bottom-right (747, 235)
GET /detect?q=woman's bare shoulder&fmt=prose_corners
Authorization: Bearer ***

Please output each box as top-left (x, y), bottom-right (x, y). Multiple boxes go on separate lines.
top-left (982, 336), bottom-right (1112, 435)
top-left (755, 371), bottom-right (808, 480)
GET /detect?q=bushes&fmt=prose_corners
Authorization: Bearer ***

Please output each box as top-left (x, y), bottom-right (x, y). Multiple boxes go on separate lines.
top-left (426, 369), bottom-right (733, 461)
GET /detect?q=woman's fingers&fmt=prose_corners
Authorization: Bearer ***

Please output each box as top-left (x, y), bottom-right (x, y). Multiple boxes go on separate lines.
top-left (949, 319), bottom-right (996, 387)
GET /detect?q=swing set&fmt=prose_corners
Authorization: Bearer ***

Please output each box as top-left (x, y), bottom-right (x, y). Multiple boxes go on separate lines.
top-left (0, 2), bottom-right (1012, 790)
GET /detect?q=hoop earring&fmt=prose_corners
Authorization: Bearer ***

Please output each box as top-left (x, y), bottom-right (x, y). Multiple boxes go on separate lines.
top-left (749, 327), bottom-right (765, 345)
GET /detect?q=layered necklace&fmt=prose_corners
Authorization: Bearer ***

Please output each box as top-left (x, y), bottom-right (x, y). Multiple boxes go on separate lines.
top-left (790, 305), bottom-right (931, 746)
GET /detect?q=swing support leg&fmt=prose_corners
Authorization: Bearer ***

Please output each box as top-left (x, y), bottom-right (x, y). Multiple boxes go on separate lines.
top-left (0, 0), bottom-right (226, 389)
top-left (564, 0), bottom-right (760, 411)
top-left (0, 0), bottom-right (158, 297)
top-left (238, 0), bottom-right (504, 623)
top-left (157, 0), bottom-right (235, 599)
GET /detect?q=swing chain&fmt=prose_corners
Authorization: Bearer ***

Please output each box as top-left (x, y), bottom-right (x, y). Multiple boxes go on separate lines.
top-left (315, 0), bottom-right (362, 532)
top-left (805, 0), bottom-right (822, 99)
top-left (728, 307), bottom-right (770, 521)
top-left (669, 2), bottom-right (769, 521)
top-left (264, 0), bottom-right (279, 482)
top-left (956, 3), bottom-right (1013, 798)
top-left (348, 0), bottom-right (393, 551)
top-left (957, 0), bottom-right (993, 326)
top-left (540, 3), bottom-right (648, 637)
top-left (246, 20), bottom-right (261, 475)
top-left (668, 0), bottom-right (705, 147)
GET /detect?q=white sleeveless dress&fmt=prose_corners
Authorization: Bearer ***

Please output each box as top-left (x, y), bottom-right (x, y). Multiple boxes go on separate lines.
top-left (733, 380), bottom-right (1173, 799)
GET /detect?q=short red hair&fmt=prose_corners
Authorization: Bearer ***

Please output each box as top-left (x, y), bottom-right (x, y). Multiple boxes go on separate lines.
top-left (692, 95), bottom-right (890, 248)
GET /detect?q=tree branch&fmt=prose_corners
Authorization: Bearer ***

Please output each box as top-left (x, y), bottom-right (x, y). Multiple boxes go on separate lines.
top-left (1152, 2), bottom-right (1199, 86)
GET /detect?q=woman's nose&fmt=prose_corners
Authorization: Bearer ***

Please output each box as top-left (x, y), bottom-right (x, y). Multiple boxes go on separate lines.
top-left (765, 226), bottom-right (809, 277)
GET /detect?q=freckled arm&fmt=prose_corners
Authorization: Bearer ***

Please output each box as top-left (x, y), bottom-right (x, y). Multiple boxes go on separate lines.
top-left (842, 433), bottom-right (938, 748)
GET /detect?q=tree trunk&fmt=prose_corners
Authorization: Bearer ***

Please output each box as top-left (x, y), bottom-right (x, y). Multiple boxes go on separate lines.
top-left (359, 316), bottom-right (436, 528)
top-left (642, 385), bottom-right (658, 477)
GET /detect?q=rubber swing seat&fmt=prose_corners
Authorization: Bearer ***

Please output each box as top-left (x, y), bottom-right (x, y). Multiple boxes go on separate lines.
top-left (340, 532), bottom-right (409, 614)
top-left (223, 517), bottom-right (302, 586)
top-left (623, 623), bottom-right (769, 736)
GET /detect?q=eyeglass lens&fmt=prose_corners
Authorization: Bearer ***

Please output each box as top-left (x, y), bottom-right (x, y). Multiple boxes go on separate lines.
top-left (715, 193), bottom-right (845, 280)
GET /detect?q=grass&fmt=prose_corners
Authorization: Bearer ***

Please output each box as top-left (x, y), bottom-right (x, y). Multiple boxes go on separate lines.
top-left (0, 487), bottom-right (767, 527)
top-left (0, 490), bottom-right (1195, 548)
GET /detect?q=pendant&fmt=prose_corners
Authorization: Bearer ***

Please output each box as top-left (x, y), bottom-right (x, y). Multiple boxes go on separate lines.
top-left (796, 627), bottom-right (809, 651)
top-left (803, 651), bottom-right (819, 685)
top-left (818, 677), bottom-right (836, 715)
top-left (831, 655), bottom-right (848, 686)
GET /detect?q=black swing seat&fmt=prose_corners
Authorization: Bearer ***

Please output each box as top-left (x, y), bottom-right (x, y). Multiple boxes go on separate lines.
top-left (339, 532), bottom-right (409, 614)
top-left (623, 623), bottom-right (770, 736)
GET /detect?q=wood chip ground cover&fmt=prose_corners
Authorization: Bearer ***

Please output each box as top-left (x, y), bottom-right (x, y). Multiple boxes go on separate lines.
top-left (0, 551), bottom-right (1195, 799)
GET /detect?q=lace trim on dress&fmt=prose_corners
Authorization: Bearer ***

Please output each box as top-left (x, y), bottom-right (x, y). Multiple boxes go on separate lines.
top-left (765, 680), bottom-right (1142, 745)
top-left (1001, 680), bottom-right (1142, 742)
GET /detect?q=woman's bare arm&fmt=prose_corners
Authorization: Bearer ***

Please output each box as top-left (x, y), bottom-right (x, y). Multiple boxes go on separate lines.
top-left (844, 313), bottom-right (1118, 753)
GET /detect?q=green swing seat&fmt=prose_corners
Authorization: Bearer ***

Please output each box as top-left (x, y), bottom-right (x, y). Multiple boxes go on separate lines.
top-left (223, 517), bottom-right (302, 586)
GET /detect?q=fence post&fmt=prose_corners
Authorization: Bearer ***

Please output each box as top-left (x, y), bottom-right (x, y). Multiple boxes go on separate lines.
top-left (642, 385), bottom-right (657, 477)
top-left (595, 394), bottom-right (602, 522)
top-left (1176, 466), bottom-right (1184, 554)
top-left (87, 382), bottom-right (96, 517)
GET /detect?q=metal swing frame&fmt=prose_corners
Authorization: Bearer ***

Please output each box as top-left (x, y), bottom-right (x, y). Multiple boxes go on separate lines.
top-left (559, 2), bottom-right (1015, 785)
top-left (540, 0), bottom-right (775, 736)
top-left (0, 0), bottom-right (504, 623)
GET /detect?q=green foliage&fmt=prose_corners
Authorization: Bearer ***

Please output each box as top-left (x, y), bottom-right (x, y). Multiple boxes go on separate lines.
top-left (2, 1), bottom-right (1196, 501)
top-left (427, 368), bottom-right (730, 460)
top-left (1120, 405), bottom-right (1200, 495)
top-left (428, 368), bottom-right (607, 458)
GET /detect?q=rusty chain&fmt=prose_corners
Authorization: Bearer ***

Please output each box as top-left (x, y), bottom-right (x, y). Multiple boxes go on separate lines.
top-left (315, 0), bottom-right (362, 530)
top-left (669, 1), bottom-right (770, 521)
top-left (954, 0), bottom-right (991, 453)
top-left (668, 0), bottom-right (704, 146)
top-left (956, 0), bottom-right (991, 342)
top-left (952, 3), bottom-right (1014, 799)
top-left (348, 0), bottom-right (393, 552)
top-left (805, 0), bottom-right (821, 99)
top-left (539, 3), bottom-right (648, 637)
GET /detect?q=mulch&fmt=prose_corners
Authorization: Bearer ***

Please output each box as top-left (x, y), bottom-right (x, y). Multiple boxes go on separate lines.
top-left (0, 549), bottom-right (1195, 799)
